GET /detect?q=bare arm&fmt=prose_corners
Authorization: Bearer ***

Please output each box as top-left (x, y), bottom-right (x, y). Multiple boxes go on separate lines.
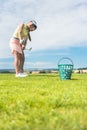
top-left (18, 24), bottom-right (24, 40)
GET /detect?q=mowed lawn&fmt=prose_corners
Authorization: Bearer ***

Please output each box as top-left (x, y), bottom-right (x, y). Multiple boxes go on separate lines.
top-left (0, 73), bottom-right (87, 130)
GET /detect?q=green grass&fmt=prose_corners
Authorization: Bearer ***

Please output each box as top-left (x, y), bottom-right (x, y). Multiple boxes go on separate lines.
top-left (0, 73), bottom-right (87, 130)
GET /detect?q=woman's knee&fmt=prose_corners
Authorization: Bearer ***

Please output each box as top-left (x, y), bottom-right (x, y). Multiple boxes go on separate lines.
top-left (13, 50), bottom-right (22, 59)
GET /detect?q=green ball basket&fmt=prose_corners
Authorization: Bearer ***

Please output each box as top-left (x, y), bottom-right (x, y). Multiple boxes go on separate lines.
top-left (58, 57), bottom-right (74, 80)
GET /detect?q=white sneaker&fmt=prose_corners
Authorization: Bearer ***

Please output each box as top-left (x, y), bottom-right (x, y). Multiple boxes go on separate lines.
top-left (20, 73), bottom-right (28, 77)
top-left (15, 73), bottom-right (28, 78)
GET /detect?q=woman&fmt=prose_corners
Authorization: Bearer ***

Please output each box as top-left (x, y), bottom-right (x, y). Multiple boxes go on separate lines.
top-left (10, 20), bottom-right (37, 77)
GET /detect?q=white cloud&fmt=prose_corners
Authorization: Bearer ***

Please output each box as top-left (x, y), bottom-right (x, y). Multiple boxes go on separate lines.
top-left (0, 0), bottom-right (87, 58)
top-left (25, 61), bottom-right (56, 69)
top-left (0, 61), bottom-right (56, 69)
top-left (0, 62), bottom-right (13, 69)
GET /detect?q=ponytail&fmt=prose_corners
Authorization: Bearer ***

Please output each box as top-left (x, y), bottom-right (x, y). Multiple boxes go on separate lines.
top-left (28, 33), bottom-right (31, 41)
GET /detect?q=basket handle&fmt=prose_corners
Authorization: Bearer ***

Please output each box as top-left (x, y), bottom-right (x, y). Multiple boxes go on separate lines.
top-left (58, 57), bottom-right (74, 65)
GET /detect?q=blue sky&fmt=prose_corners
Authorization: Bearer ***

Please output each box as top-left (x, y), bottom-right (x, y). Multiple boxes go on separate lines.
top-left (0, 0), bottom-right (87, 69)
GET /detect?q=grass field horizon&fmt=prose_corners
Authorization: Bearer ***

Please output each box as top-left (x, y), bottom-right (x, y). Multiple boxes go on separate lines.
top-left (0, 73), bottom-right (87, 130)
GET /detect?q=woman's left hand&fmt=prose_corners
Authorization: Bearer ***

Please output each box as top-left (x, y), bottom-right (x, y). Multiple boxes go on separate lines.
top-left (21, 44), bottom-right (25, 50)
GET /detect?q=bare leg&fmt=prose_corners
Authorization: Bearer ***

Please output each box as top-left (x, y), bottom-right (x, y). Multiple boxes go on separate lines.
top-left (20, 51), bottom-right (25, 73)
top-left (13, 50), bottom-right (22, 74)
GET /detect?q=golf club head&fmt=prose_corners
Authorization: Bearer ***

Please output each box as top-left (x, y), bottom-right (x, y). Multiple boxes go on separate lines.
top-left (25, 47), bottom-right (32, 51)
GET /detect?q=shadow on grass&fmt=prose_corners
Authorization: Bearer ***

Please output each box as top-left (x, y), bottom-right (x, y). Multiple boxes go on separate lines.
top-left (71, 78), bottom-right (79, 80)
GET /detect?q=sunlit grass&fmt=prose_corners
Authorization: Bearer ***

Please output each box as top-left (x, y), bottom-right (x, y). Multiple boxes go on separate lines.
top-left (0, 73), bottom-right (87, 130)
